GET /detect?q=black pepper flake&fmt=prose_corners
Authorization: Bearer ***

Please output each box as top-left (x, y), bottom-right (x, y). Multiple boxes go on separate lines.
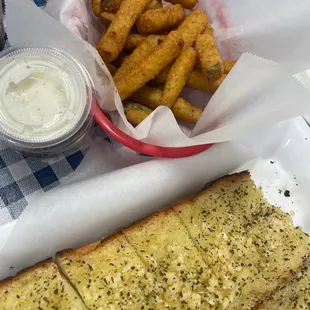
top-left (284, 190), bottom-right (291, 197)
top-left (270, 160), bottom-right (275, 164)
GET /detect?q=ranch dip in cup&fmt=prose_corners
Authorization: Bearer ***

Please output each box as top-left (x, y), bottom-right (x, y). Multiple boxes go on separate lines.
top-left (0, 46), bottom-right (95, 157)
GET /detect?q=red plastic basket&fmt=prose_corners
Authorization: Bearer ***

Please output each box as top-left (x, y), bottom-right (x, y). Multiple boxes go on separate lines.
top-left (93, 104), bottom-right (213, 158)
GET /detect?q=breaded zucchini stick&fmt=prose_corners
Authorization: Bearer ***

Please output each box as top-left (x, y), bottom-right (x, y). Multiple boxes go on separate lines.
top-left (155, 66), bottom-right (226, 93)
top-left (196, 33), bottom-right (224, 80)
top-left (154, 65), bottom-right (172, 84)
top-left (130, 85), bottom-right (202, 123)
top-left (165, 0), bottom-right (197, 10)
top-left (123, 33), bottom-right (166, 51)
top-left (146, 0), bottom-right (163, 10)
top-left (97, 0), bottom-right (151, 63)
top-left (203, 23), bottom-right (214, 35)
top-left (92, 0), bottom-right (103, 17)
top-left (177, 9), bottom-right (207, 47)
top-left (159, 47), bottom-right (197, 107)
top-left (101, 0), bottom-right (123, 12)
top-left (114, 36), bottom-right (163, 82)
top-left (99, 12), bottom-right (116, 26)
top-left (187, 70), bottom-right (226, 93)
top-left (101, 0), bottom-right (162, 12)
top-left (124, 102), bottom-right (153, 125)
top-left (115, 31), bottom-right (184, 100)
top-left (136, 4), bottom-right (185, 34)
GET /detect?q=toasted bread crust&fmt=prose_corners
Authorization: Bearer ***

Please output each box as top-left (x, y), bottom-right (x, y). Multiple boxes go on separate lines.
top-left (0, 258), bottom-right (53, 291)
top-left (0, 259), bottom-right (87, 310)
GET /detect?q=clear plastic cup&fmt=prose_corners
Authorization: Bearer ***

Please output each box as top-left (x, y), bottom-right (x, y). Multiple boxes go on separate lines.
top-left (0, 46), bottom-right (95, 157)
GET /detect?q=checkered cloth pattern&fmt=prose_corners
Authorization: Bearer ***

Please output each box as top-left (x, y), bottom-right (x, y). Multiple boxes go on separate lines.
top-left (0, 0), bottom-right (121, 225)
top-left (0, 127), bottom-right (116, 225)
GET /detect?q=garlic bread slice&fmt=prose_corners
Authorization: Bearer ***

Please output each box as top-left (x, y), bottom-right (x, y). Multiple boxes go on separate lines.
top-left (173, 172), bottom-right (310, 309)
top-left (0, 259), bottom-right (87, 310)
top-left (57, 233), bottom-right (165, 309)
top-left (123, 209), bottom-right (217, 310)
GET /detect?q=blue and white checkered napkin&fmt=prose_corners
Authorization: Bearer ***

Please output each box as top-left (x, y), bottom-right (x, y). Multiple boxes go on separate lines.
top-left (0, 124), bottom-right (117, 225)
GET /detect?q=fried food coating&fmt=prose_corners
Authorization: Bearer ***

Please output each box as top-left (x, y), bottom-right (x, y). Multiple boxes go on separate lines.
top-left (187, 70), bottom-right (226, 93)
top-left (159, 47), bottom-right (197, 107)
top-left (99, 11), bottom-right (116, 26)
top-left (177, 9), bottom-right (207, 47)
top-left (155, 66), bottom-right (226, 93)
top-left (123, 33), bottom-right (166, 51)
top-left (115, 31), bottom-right (184, 100)
top-left (136, 4), bottom-right (185, 34)
top-left (114, 35), bottom-right (163, 81)
top-left (92, 0), bottom-right (103, 17)
top-left (101, 0), bottom-right (162, 12)
top-left (130, 85), bottom-right (202, 123)
top-left (165, 0), bottom-right (197, 10)
top-left (124, 102), bottom-right (153, 125)
top-left (97, 0), bottom-right (151, 63)
top-left (196, 33), bottom-right (224, 80)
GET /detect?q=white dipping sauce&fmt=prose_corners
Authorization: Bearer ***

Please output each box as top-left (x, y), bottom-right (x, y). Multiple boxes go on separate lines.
top-left (5, 66), bottom-right (69, 128)
top-left (0, 48), bottom-right (89, 147)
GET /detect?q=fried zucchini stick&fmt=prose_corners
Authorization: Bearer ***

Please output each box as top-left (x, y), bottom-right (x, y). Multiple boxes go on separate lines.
top-left (114, 36), bottom-right (163, 81)
top-left (187, 70), bottom-right (227, 93)
top-left (101, 0), bottom-right (162, 12)
top-left (159, 47), bottom-right (197, 107)
top-left (165, 0), bottom-right (197, 10)
top-left (92, 0), bottom-right (103, 17)
top-left (136, 5), bottom-right (185, 34)
top-left (130, 85), bottom-right (202, 123)
top-left (146, 0), bottom-right (163, 10)
top-left (123, 34), bottom-right (166, 51)
top-left (97, 0), bottom-right (151, 63)
top-left (99, 12), bottom-right (116, 26)
top-left (154, 66), bottom-right (226, 93)
top-left (223, 60), bottom-right (236, 74)
top-left (124, 34), bottom-right (147, 51)
top-left (116, 31), bottom-right (184, 100)
top-left (196, 33), bottom-right (224, 80)
top-left (177, 9), bottom-right (207, 47)
top-left (154, 65), bottom-right (172, 84)
top-left (124, 102), bottom-right (153, 125)
top-left (203, 23), bottom-right (214, 35)
top-left (101, 0), bottom-right (123, 12)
